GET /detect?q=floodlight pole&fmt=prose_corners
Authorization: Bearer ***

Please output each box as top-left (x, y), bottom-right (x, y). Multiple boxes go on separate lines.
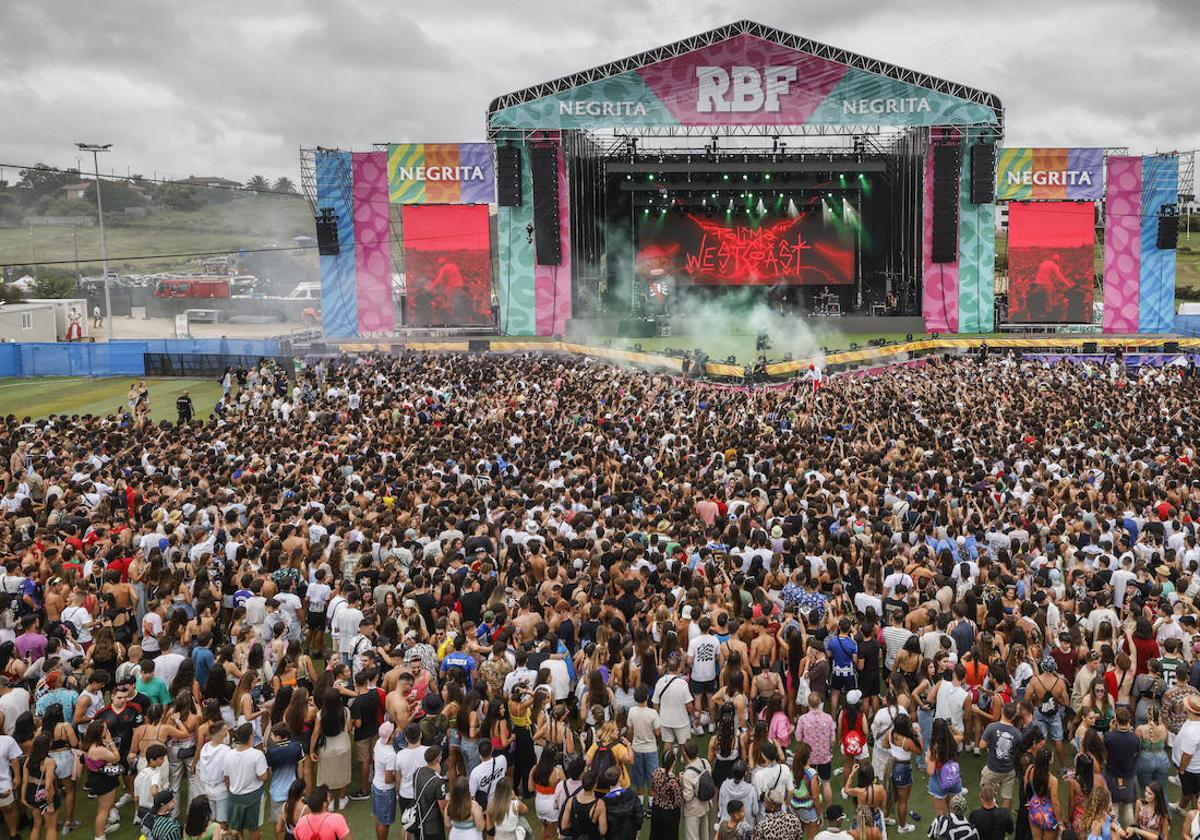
top-left (77, 143), bottom-right (113, 341)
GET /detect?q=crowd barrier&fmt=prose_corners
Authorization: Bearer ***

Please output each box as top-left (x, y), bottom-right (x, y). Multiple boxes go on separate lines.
top-left (0, 339), bottom-right (283, 378)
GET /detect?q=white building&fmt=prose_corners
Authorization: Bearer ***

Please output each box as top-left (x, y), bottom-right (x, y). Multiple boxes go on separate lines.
top-left (0, 303), bottom-right (58, 342)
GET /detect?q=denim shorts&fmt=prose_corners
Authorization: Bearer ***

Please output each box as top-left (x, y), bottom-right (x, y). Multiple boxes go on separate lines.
top-left (892, 761), bottom-right (913, 788)
top-left (210, 791), bottom-right (230, 823)
top-left (796, 806), bottom-right (820, 824)
top-left (1035, 709), bottom-right (1064, 741)
top-left (632, 750), bottom-right (660, 789)
top-left (373, 786), bottom-right (397, 825)
top-left (928, 773), bottom-right (962, 799)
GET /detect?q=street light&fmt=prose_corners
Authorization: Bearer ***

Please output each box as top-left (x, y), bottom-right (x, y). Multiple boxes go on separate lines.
top-left (76, 142), bottom-right (113, 341)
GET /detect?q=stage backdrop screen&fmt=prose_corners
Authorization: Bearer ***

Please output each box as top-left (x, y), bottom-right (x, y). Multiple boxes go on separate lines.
top-left (401, 205), bottom-right (493, 327)
top-left (995, 148), bottom-right (1104, 201)
top-left (1007, 201), bottom-right (1095, 323)
top-left (635, 208), bottom-right (855, 287)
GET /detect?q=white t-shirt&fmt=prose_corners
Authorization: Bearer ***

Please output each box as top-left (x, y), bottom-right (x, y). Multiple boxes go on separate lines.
top-left (306, 583), bottom-right (332, 614)
top-left (0, 735), bottom-right (21, 792)
top-left (154, 652), bottom-right (187, 688)
top-left (1173, 719), bottom-right (1200, 773)
top-left (687, 634), bottom-right (720, 683)
top-left (0, 688), bottom-right (30, 734)
top-left (652, 674), bottom-right (694, 729)
top-left (135, 761), bottom-right (170, 809)
top-left (224, 745), bottom-right (268, 795)
top-left (372, 741), bottom-right (397, 791)
top-left (468, 754), bottom-right (508, 799)
top-left (60, 605), bottom-right (93, 645)
top-left (395, 745), bottom-right (427, 798)
top-left (627, 705), bottom-right (660, 753)
top-left (141, 613), bottom-right (163, 653)
top-left (276, 592), bottom-right (303, 626)
top-left (197, 742), bottom-right (231, 798)
top-left (335, 608), bottom-right (365, 655)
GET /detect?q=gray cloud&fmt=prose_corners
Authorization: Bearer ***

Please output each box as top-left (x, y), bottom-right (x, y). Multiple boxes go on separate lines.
top-left (0, 0), bottom-right (1192, 182)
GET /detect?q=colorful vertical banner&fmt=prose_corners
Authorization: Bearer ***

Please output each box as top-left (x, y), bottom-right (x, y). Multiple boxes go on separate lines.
top-left (1103, 156), bottom-right (1142, 333)
top-left (1007, 202), bottom-right (1095, 323)
top-left (995, 148), bottom-right (1104, 201)
top-left (1103, 155), bottom-right (1178, 334)
top-left (315, 150), bottom-right (358, 338)
top-left (922, 139), bottom-right (958, 333)
top-left (399, 205), bottom-right (493, 327)
top-left (497, 139), bottom-right (537, 335)
top-left (957, 136), bottom-right (995, 333)
top-left (387, 143), bottom-right (495, 204)
top-left (533, 137), bottom-right (573, 336)
top-left (351, 151), bottom-right (393, 335)
top-left (1139, 155), bottom-right (1178, 333)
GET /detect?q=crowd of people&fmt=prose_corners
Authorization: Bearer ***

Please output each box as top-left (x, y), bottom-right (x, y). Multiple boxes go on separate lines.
top-left (0, 350), bottom-right (1198, 840)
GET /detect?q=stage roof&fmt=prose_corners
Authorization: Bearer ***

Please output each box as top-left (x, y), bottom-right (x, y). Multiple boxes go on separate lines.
top-left (487, 20), bottom-right (1003, 135)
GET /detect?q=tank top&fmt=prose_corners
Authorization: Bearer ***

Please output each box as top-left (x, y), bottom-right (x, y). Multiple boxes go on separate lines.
top-left (935, 682), bottom-right (968, 732)
top-left (791, 767), bottom-right (817, 811)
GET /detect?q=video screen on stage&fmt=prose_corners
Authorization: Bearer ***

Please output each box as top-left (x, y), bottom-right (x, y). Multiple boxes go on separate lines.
top-left (1006, 201), bottom-right (1095, 324)
top-left (635, 209), bottom-right (855, 287)
top-left (400, 204), bottom-right (493, 327)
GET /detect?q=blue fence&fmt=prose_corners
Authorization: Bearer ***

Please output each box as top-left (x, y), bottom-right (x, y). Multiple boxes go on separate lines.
top-left (0, 339), bottom-right (283, 378)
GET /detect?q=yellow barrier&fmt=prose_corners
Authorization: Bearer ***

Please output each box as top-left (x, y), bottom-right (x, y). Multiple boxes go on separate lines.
top-left (323, 335), bottom-right (1200, 381)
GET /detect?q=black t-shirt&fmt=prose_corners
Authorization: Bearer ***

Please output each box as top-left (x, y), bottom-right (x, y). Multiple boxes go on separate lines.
top-left (414, 592), bottom-right (438, 634)
top-left (349, 689), bottom-right (382, 741)
top-left (412, 765), bottom-right (447, 834)
top-left (969, 806), bottom-right (1014, 840)
top-left (616, 593), bottom-right (640, 622)
top-left (579, 619), bottom-right (600, 647)
top-left (459, 591), bottom-right (485, 626)
top-left (527, 649), bottom-right (550, 674)
top-left (855, 635), bottom-right (880, 674)
top-left (97, 702), bottom-right (144, 757)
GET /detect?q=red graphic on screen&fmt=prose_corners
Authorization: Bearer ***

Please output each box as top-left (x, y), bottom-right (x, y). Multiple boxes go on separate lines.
top-left (1007, 201), bottom-right (1094, 324)
top-left (684, 215), bottom-right (811, 282)
top-left (401, 204), bottom-right (493, 327)
top-left (638, 211), bottom-right (854, 286)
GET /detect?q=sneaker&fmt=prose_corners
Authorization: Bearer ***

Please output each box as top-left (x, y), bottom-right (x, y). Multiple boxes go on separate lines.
top-left (910, 812), bottom-right (922, 822)
top-left (348, 791), bottom-right (371, 801)
top-left (1170, 775), bottom-right (1181, 787)
top-left (337, 797), bottom-right (349, 811)
top-left (832, 767), bottom-right (844, 776)
top-left (115, 793), bottom-right (133, 809)
top-left (107, 811), bottom-right (121, 825)
top-left (899, 825), bottom-right (916, 834)
top-left (884, 817), bottom-right (897, 826)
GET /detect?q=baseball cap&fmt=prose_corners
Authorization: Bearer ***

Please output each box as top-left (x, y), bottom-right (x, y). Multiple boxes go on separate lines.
top-left (153, 789), bottom-right (176, 810)
top-left (846, 689), bottom-right (863, 704)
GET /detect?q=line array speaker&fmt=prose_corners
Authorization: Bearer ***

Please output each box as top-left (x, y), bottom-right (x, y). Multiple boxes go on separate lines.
top-left (970, 144), bottom-right (995, 204)
top-left (1158, 211), bottom-right (1179, 250)
top-left (315, 208), bottom-right (339, 256)
top-left (496, 145), bottom-right (522, 208)
top-left (530, 145), bottom-right (562, 265)
top-left (931, 144), bottom-right (961, 263)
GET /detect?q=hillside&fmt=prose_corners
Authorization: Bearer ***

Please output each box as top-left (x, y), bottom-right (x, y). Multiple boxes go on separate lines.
top-left (0, 193), bottom-right (317, 274)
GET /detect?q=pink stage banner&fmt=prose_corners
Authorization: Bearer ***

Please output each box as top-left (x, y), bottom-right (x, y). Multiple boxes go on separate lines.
top-left (352, 151), bottom-right (393, 334)
top-left (922, 141), bottom-right (958, 333)
top-left (1103, 156), bottom-right (1142, 333)
top-left (534, 136), bottom-right (572, 336)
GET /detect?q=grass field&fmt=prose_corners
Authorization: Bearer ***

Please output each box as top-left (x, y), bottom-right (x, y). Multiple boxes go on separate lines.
top-left (0, 376), bottom-right (223, 422)
top-left (0, 194), bottom-right (316, 274)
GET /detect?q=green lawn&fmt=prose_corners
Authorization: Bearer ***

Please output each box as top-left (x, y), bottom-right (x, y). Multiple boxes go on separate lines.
top-left (0, 377), bottom-right (223, 422)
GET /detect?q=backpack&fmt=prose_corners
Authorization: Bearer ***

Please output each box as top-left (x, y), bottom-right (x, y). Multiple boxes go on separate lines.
top-left (604, 788), bottom-right (645, 840)
top-left (688, 763), bottom-right (716, 802)
top-left (591, 743), bottom-right (616, 782)
top-left (936, 759), bottom-right (961, 790)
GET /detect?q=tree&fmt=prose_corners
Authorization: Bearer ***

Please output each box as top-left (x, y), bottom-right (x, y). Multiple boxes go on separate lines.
top-left (31, 273), bottom-right (80, 299)
top-left (16, 165), bottom-right (82, 204)
top-left (272, 177), bottom-right (297, 194)
top-left (245, 175), bottom-right (270, 192)
top-left (160, 183), bottom-right (202, 211)
top-left (83, 179), bottom-right (146, 212)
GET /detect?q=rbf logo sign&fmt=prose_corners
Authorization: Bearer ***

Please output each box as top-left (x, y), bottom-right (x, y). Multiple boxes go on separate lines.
top-left (695, 66), bottom-right (797, 113)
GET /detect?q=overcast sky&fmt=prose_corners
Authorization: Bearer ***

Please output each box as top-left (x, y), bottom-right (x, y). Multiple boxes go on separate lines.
top-left (0, 0), bottom-right (1191, 184)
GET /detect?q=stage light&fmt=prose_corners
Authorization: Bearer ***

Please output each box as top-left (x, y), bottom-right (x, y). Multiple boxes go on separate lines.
top-left (723, 174), bottom-right (730, 180)
top-left (648, 174), bottom-right (655, 181)
top-left (827, 192), bottom-right (833, 198)
top-left (625, 175), bottom-right (632, 181)
top-left (643, 208), bottom-right (650, 215)
top-left (764, 173), bottom-right (772, 181)
top-left (743, 174), bottom-right (749, 180)
top-left (756, 198), bottom-right (766, 215)
top-left (711, 192), bottom-right (718, 199)
top-left (839, 174), bottom-right (846, 185)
